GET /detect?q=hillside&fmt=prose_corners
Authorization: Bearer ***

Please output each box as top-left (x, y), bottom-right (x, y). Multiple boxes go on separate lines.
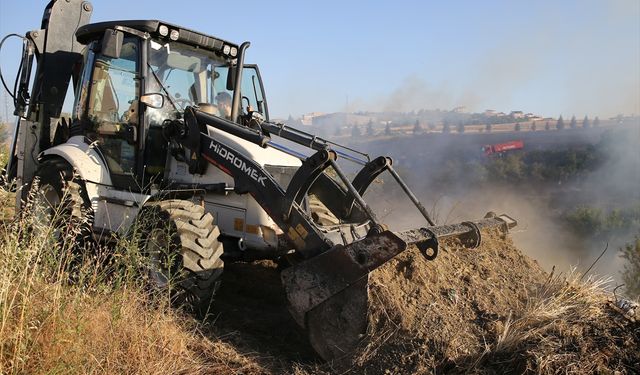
top-left (208, 234), bottom-right (639, 374)
top-left (1, 191), bottom-right (637, 375)
top-left (344, 235), bottom-right (639, 374)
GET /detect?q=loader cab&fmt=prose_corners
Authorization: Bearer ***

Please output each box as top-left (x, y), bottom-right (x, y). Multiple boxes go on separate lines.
top-left (71, 20), bottom-right (268, 191)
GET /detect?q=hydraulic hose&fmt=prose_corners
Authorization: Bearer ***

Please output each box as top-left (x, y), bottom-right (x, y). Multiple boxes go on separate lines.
top-left (0, 34), bottom-right (27, 104)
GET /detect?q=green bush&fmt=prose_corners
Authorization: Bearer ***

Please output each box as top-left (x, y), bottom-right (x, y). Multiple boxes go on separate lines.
top-left (479, 146), bottom-right (602, 185)
top-left (564, 206), bottom-right (604, 235)
top-left (621, 235), bottom-right (640, 299)
top-left (563, 204), bottom-right (640, 237)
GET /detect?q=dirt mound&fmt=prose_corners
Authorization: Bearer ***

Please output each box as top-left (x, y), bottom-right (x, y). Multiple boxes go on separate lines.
top-left (344, 233), bottom-right (640, 374)
top-left (202, 232), bottom-right (638, 374)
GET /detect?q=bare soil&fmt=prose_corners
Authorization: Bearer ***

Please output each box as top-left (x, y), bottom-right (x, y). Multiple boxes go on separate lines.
top-left (203, 260), bottom-right (321, 371)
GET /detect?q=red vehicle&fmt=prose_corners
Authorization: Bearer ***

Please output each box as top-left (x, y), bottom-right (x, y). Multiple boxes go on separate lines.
top-left (482, 140), bottom-right (524, 156)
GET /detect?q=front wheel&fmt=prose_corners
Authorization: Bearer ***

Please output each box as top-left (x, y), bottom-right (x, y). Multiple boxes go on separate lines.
top-left (28, 158), bottom-right (93, 245)
top-left (135, 199), bottom-right (224, 314)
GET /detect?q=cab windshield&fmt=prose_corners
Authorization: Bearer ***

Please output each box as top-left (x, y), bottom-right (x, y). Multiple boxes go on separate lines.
top-left (146, 39), bottom-right (234, 125)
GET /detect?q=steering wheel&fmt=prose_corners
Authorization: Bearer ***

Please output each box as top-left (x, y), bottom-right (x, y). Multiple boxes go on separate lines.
top-left (173, 98), bottom-right (192, 109)
top-left (241, 96), bottom-right (252, 115)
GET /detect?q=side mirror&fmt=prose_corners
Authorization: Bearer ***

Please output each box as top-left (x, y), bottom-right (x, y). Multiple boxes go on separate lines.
top-left (140, 93), bottom-right (164, 109)
top-left (101, 29), bottom-right (124, 59)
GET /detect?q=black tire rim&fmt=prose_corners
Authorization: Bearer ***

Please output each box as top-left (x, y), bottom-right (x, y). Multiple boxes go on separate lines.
top-left (32, 183), bottom-right (64, 240)
top-left (145, 227), bottom-right (180, 288)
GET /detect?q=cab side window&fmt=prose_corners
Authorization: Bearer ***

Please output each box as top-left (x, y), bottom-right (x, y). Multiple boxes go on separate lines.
top-left (240, 66), bottom-right (267, 120)
top-left (85, 38), bottom-right (140, 176)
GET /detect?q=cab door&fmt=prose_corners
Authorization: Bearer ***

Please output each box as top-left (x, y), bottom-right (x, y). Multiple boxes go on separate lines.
top-left (240, 65), bottom-right (269, 121)
top-left (83, 36), bottom-right (141, 190)
top-left (77, 37), bottom-right (147, 234)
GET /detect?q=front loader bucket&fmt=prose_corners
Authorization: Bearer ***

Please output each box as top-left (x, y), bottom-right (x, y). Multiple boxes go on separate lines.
top-left (281, 213), bottom-right (517, 361)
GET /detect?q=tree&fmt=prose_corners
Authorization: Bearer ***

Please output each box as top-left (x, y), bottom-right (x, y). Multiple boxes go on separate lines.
top-left (556, 115), bottom-right (565, 130)
top-left (384, 123), bottom-right (392, 135)
top-left (582, 115), bottom-right (590, 128)
top-left (366, 120), bottom-right (375, 136)
top-left (616, 114), bottom-right (623, 124)
top-left (485, 123), bottom-right (492, 133)
top-left (456, 122), bottom-right (465, 133)
top-left (442, 120), bottom-right (451, 133)
top-left (545, 121), bottom-right (550, 131)
top-left (351, 124), bottom-right (361, 137)
top-left (593, 116), bottom-right (601, 127)
top-left (0, 122), bottom-right (8, 144)
top-left (570, 115), bottom-right (577, 129)
top-left (621, 234), bottom-right (640, 299)
top-left (514, 123), bottom-right (521, 131)
top-left (531, 121), bottom-right (537, 131)
top-left (412, 119), bottom-right (423, 135)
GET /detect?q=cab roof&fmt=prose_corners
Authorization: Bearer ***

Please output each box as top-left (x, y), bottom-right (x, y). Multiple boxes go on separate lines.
top-left (76, 20), bottom-right (239, 53)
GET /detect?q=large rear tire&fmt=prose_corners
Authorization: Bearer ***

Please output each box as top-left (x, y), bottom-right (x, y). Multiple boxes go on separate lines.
top-left (136, 199), bottom-right (224, 315)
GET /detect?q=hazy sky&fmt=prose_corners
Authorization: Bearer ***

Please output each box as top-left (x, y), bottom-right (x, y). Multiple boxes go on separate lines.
top-left (1, 0), bottom-right (638, 119)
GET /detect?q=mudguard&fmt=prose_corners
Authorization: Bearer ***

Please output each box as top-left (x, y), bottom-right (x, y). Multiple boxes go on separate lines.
top-left (40, 136), bottom-right (112, 185)
top-left (40, 136), bottom-right (112, 199)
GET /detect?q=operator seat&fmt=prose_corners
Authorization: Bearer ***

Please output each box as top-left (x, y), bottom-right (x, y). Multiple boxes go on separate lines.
top-left (197, 103), bottom-right (220, 116)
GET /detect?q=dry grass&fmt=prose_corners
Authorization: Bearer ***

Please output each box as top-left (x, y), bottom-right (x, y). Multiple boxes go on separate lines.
top-left (463, 270), bottom-right (624, 374)
top-left (495, 270), bottom-right (608, 352)
top-left (0, 189), bottom-right (267, 375)
top-left (345, 236), bottom-right (639, 374)
top-left (1, 185), bottom-right (637, 374)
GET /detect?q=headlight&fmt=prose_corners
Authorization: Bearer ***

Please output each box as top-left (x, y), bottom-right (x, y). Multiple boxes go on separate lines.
top-left (222, 44), bottom-right (231, 55)
top-left (230, 47), bottom-right (238, 57)
top-left (169, 29), bottom-right (180, 41)
top-left (158, 25), bottom-right (169, 36)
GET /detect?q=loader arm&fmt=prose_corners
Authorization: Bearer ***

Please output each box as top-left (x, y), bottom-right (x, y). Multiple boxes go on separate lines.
top-left (164, 106), bottom-right (519, 361)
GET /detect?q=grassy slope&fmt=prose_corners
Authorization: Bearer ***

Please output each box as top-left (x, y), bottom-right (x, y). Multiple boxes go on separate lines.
top-left (0, 190), bottom-right (268, 375)
top-left (0, 189), bottom-right (637, 374)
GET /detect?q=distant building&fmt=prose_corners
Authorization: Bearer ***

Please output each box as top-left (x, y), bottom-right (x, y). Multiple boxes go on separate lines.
top-left (300, 112), bottom-right (325, 126)
top-left (452, 106), bottom-right (467, 113)
top-left (312, 112), bottom-right (374, 128)
top-left (484, 109), bottom-right (498, 116)
top-left (510, 111), bottom-right (524, 119)
top-left (525, 113), bottom-right (543, 121)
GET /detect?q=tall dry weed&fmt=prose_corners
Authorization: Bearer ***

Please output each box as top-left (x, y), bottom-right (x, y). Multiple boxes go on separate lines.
top-left (462, 269), bottom-right (636, 374)
top-left (0, 186), bottom-right (265, 375)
